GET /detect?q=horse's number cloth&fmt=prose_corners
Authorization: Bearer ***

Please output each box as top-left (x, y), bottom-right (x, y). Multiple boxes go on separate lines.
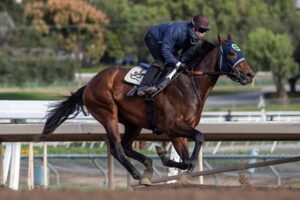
top-left (124, 66), bottom-right (147, 85)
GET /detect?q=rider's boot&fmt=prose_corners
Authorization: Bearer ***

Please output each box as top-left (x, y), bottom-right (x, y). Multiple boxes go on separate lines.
top-left (137, 60), bottom-right (163, 96)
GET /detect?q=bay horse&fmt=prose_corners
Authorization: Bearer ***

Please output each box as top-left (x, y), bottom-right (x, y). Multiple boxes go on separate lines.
top-left (41, 35), bottom-right (254, 185)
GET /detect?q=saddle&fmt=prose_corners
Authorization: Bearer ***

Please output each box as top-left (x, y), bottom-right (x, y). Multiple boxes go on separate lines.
top-left (124, 63), bottom-right (181, 97)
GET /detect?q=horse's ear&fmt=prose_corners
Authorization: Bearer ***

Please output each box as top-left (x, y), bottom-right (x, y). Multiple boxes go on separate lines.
top-left (227, 33), bottom-right (232, 41)
top-left (218, 32), bottom-right (224, 43)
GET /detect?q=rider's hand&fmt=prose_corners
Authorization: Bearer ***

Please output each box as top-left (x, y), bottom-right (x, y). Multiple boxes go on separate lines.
top-left (175, 61), bottom-right (186, 70)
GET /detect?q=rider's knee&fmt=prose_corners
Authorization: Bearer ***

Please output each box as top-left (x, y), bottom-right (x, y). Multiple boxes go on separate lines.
top-left (152, 60), bottom-right (164, 70)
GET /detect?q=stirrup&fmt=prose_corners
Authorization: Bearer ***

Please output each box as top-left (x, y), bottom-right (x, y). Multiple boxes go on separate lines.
top-left (137, 86), bottom-right (158, 96)
top-left (156, 78), bottom-right (171, 90)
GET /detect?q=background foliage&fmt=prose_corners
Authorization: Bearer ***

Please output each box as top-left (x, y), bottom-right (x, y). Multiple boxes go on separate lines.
top-left (25, 0), bottom-right (109, 64)
top-left (245, 28), bottom-right (298, 99)
top-left (0, 0), bottom-right (299, 98)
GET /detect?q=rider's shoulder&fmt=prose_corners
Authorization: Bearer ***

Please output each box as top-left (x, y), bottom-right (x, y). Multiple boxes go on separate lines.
top-left (152, 21), bottom-right (188, 29)
top-left (169, 21), bottom-right (189, 28)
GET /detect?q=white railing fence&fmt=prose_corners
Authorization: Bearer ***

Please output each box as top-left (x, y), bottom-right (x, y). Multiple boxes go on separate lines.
top-left (1, 100), bottom-right (300, 190)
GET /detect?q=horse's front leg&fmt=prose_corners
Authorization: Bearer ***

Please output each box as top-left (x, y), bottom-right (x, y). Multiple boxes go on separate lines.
top-left (156, 124), bottom-right (204, 173)
top-left (186, 131), bottom-right (204, 173)
top-left (155, 137), bottom-right (190, 170)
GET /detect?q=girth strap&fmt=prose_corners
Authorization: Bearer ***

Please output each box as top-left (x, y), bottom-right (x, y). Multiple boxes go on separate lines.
top-left (144, 96), bottom-right (164, 135)
top-left (144, 96), bottom-right (156, 131)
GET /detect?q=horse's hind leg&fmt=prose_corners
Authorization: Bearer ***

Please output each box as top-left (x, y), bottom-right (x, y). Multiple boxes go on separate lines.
top-left (121, 122), bottom-right (153, 183)
top-left (90, 108), bottom-right (142, 180)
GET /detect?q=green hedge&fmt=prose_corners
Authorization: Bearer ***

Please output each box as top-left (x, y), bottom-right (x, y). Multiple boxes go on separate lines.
top-left (0, 52), bottom-right (76, 86)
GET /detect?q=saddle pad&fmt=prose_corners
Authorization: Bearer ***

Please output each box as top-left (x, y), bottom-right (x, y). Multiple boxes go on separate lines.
top-left (124, 66), bottom-right (147, 85)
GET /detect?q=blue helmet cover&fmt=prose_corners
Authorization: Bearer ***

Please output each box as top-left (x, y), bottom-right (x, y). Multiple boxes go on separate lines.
top-left (219, 41), bottom-right (245, 72)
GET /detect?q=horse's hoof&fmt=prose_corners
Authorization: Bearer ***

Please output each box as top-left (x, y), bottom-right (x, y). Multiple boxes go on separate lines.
top-left (139, 177), bottom-right (152, 186)
top-left (155, 145), bottom-right (167, 155)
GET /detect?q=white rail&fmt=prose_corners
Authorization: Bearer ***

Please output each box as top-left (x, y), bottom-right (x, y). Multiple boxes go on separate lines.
top-left (1, 100), bottom-right (300, 122)
top-left (1, 100), bottom-right (300, 190)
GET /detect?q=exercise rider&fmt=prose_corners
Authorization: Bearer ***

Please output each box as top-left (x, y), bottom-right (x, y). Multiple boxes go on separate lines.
top-left (137, 14), bottom-right (210, 96)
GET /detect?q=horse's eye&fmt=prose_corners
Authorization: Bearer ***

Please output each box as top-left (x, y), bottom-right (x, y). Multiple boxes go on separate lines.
top-left (229, 50), bottom-right (235, 56)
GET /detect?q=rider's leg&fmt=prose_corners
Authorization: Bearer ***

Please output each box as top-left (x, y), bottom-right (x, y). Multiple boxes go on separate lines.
top-left (137, 32), bottom-right (164, 96)
top-left (137, 62), bottom-right (162, 96)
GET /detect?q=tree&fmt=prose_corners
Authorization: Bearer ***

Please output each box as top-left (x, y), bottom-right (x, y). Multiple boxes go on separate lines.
top-left (0, 0), bottom-right (24, 25)
top-left (24, 0), bottom-right (109, 64)
top-left (93, 0), bottom-right (171, 63)
top-left (245, 28), bottom-right (299, 102)
top-left (262, 0), bottom-right (300, 66)
top-left (0, 11), bottom-right (15, 45)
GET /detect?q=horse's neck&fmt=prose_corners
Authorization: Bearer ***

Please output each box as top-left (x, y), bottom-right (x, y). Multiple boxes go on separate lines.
top-left (184, 47), bottom-right (220, 124)
top-left (195, 47), bottom-right (220, 75)
top-left (192, 47), bottom-right (219, 87)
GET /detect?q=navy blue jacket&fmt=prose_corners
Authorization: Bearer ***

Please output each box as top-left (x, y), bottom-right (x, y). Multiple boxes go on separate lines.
top-left (149, 22), bottom-right (202, 66)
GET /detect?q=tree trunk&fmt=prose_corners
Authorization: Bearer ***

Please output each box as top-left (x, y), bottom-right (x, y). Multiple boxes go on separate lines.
top-left (288, 78), bottom-right (297, 93)
top-left (273, 74), bottom-right (289, 104)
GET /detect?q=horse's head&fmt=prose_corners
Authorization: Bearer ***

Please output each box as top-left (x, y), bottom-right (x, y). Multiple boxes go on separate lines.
top-left (218, 34), bottom-right (254, 85)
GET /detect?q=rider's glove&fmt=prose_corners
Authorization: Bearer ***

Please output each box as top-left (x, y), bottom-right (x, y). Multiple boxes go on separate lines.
top-left (175, 61), bottom-right (186, 70)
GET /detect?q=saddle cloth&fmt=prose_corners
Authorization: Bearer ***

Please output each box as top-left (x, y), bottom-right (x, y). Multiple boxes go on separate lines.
top-left (124, 63), bottom-right (150, 85)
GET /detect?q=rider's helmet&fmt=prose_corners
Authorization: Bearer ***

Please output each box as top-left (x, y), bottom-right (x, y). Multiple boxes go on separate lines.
top-left (191, 14), bottom-right (210, 33)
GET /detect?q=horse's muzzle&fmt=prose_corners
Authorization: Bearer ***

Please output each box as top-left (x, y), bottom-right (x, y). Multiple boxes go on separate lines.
top-left (238, 72), bottom-right (254, 85)
top-left (229, 71), bottom-right (254, 85)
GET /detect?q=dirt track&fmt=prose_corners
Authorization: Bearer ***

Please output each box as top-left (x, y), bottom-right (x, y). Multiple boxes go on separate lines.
top-left (1, 184), bottom-right (300, 200)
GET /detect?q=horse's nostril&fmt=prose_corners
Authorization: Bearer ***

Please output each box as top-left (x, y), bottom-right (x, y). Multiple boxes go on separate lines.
top-left (246, 73), bottom-right (254, 79)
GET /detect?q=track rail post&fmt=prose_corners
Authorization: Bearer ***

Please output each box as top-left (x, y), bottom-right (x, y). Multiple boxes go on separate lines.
top-left (43, 142), bottom-right (48, 189)
top-left (0, 142), bottom-right (3, 186)
top-left (27, 142), bottom-right (34, 190)
top-left (106, 140), bottom-right (115, 190)
top-left (198, 148), bottom-right (203, 184)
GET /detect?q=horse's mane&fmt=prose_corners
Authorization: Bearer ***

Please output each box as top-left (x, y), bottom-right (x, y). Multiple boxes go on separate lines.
top-left (185, 40), bottom-right (217, 69)
top-left (174, 40), bottom-right (217, 89)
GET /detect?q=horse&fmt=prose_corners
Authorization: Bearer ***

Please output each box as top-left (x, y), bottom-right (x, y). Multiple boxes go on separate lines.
top-left (41, 34), bottom-right (254, 185)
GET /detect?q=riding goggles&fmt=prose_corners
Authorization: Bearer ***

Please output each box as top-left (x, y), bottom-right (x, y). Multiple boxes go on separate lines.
top-left (196, 27), bottom-right (209, 33)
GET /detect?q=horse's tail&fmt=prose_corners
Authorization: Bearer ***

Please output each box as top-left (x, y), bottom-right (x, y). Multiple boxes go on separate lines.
top-left (38, 86), bottom-right (87, 141)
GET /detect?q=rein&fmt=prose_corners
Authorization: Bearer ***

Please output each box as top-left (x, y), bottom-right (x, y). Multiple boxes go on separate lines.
top-left (185, 70), bottom-right (231, 76)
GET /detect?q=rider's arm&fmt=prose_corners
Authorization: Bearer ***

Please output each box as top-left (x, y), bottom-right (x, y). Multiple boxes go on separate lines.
top-left (161, 26), bottom-right (181, 67)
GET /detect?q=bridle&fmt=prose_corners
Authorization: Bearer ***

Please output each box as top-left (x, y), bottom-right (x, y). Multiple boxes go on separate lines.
top-left (185, 41), bottom-right (245, 78)
top-left (184, 40), bottom-right (246, 113)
